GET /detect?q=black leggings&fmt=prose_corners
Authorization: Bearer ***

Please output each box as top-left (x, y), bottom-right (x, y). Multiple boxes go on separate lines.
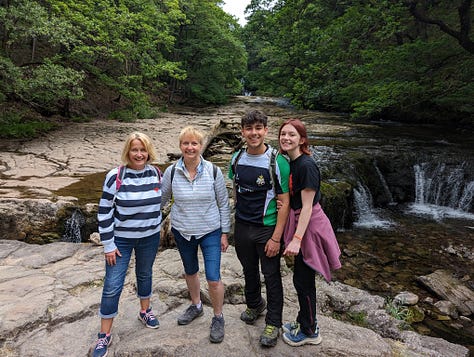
top-left (294, 252), bottom-right (317, 335)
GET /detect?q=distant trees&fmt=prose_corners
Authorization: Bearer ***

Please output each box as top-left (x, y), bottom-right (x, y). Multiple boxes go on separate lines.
top-left (241, 0), bottom-right (474, 124)
top-left (0, 0), bottom-right (246, 121)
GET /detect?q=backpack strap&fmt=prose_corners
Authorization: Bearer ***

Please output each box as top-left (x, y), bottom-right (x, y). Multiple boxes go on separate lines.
top-left (231, 148), bottom-right (245, 177)
top-left (151, 164), bottom-right (163, 183)
top-left (212, 163), bottom-right (218, 180)
top-left (170, 162), bottom-right (177, 183)
top-left (113, 165), bottom-right (126, 206)
top-left (269, 148), bottom-right (278, 192)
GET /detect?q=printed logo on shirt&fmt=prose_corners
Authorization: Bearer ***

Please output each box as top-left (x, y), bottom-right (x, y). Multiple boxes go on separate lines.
top-left (256, 175), bottom-right (266, 186)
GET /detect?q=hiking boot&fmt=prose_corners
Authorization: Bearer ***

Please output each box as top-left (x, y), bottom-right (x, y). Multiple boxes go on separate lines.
top-left (92, 333), bottom-right (112, 357)
top-left (282, 321), bottom-right (299, 334)
top-left (209, 315), bottom-right (225, 343)
top-left (177, 304), bottom-right (204, 325)
top-left (282, 327), bottom-right (322, 347)
top-left (240, 298), bottom-right (266, 325)
top-left (259, 324), bottom-right (279, 347)
top-left (138, 307), bottom-right (160, 329)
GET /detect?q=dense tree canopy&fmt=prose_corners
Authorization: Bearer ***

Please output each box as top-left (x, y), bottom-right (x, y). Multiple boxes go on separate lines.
top-left (0, 0), bottom-right (472, 136)
top-left (0, 0), bottom-right (246, 129)
top-left (242, 0), bottom-right (474, 124)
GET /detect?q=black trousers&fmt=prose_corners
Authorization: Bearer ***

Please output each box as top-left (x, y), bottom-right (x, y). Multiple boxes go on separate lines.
top-left (294, 252), bottom-right (318, 335)
top-left (234, 220), bottom-right (283, 327)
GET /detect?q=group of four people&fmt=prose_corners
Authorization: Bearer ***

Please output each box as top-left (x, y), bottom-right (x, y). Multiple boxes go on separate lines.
top-left (92, 110), bottom-right (341, 357)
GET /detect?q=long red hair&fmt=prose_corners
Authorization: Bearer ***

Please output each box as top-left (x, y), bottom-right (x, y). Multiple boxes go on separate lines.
top-left (278, 118), bottom-right (311, 155)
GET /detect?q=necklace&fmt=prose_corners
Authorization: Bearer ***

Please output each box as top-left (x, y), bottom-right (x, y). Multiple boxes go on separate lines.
top-left (131, 167), bottom-right (146, 179)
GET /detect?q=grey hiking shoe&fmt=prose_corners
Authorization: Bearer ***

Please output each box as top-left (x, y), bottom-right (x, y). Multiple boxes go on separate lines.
top-left (240, 298), bottom-right (266, 325)
top-left (259, 324), bottom-right (279, 347)
top-left (209, 315), bottom-right (225, 343)
top-left (177, 304), bottom-right (204, 325)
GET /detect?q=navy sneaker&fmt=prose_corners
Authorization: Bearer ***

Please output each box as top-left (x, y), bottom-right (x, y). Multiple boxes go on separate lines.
top-left (92, 333), bottom-right (111, 357)
top-left (138, 307), bottom-right (160, 329)
top-left (282, 327), bottom-right (322, 347)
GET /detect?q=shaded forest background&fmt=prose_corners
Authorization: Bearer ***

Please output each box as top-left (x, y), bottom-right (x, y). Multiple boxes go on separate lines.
top-left (0, 0), bottom-right (473, 138)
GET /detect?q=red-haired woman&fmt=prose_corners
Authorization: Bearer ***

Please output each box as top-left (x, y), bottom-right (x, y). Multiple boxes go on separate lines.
top-left (278, 119), bottom-right (341, 347)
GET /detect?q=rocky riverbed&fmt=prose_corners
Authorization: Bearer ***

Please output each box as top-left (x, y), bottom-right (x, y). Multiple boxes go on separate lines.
top-left (0, 96), bottom-right (471, 356)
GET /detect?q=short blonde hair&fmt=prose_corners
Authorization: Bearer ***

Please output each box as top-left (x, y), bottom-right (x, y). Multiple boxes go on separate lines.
top-left (121, 131), bottom-right (157, 166)
top-left (178, 126), bottom-right (204, 145)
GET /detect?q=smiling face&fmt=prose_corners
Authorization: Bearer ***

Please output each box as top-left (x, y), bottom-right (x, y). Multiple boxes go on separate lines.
top-left (128, 139), bottom-right (149, 170)
top-left (180, 134), bottom-right (202, 162)
top-left (279, 123), bottom-right (303, 158)
top-left (241, 122), bottom-right (268, 154)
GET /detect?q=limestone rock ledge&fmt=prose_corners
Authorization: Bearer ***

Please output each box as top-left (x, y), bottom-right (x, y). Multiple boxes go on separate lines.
top-left (0, 239), bottom-right (468, 357)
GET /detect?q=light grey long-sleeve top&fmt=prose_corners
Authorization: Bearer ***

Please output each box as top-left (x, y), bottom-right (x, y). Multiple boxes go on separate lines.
top-left (161, 156), bottom-right (231, 240)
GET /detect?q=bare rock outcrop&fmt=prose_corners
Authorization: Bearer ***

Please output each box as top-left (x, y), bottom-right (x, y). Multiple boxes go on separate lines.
top-left (0, 239), bottom-right (468, 357)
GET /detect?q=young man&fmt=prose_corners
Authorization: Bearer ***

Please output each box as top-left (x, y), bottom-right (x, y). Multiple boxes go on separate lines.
top-left (228, 110), bottom-right (290, 347)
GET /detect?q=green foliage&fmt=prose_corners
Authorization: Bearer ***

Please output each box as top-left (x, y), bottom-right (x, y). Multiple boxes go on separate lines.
top-left (331, 310), bottom-right (368, 328)
top-left (385, 297), bottom-right (413, 329)
top-left (242, 0), bottom-right (474, 124)
top-left (0, 110), bottom-right (56, 138)
top-left (171, 0), bottom-right (247, 104)
top-left (1, 0), bottom-right (248, 124)
top-left (19, 61), bottom-right (85, 110)
top-left (108, 109), bottom-right (136, 123)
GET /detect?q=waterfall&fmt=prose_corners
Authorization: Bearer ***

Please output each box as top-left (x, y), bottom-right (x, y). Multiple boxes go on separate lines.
top-left (374, 161), bottom-right (394, 204)
top-left (62, 209), bottom-right (85, 243)
top-left (353, 182), bottom-right (393, 228)
top-left (410, 163), bottom-right (474, 220)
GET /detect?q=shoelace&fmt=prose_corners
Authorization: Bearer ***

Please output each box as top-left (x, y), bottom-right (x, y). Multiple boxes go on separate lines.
top-left (289, 322), bottom-right (301, 336)
top-left (96, 337), bottom-right (109, 349)
top-left (263, 325), bottom-right (276, 335)
top-left (143, 311), bottom-right (156, 322)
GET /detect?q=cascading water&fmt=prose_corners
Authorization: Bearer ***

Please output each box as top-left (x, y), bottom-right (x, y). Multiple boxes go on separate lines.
top-left (62, 208), bottom-right (85, 243)
top-left (374, 161), bottom-right (395, 205)
top-left (410, 162), bottom-right (474, 220)
top-left (353, 182), bottom-right (393, 228)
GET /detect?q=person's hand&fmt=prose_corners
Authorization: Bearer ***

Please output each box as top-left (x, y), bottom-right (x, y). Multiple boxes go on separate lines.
top-left (105, 249), bottom-right (121, 266)
top-left (221, 234), bottom-right (229, 252)
top-left (283, 238), bottom-right (301, 256)
top-left (276, 199), bottom-right (283, 210)
top-left (264, 238), bottom-right (280, 257)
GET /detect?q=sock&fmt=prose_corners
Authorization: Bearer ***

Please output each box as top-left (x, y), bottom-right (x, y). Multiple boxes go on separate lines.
top-left (195, 301), bottom-right (202, 309)
top-left (215, 312), bottom-right (223, 319)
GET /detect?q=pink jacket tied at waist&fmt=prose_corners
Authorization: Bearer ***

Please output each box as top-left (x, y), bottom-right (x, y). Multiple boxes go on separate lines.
top-left (284, 203), bottom-right (342, 282)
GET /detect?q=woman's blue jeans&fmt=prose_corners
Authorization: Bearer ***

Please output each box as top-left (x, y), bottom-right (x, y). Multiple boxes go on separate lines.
top-left (99, 233), bottom-right (160, 318)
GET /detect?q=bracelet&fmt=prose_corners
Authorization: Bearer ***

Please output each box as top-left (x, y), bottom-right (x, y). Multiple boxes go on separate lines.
top-left (270, 238), bottom-right (280, 243)
top-left (293, 234), bottom-right (303, 241)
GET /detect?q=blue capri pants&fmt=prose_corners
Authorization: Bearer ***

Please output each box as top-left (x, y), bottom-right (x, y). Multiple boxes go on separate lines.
top-left (172, 227), bottom-right (222, 282)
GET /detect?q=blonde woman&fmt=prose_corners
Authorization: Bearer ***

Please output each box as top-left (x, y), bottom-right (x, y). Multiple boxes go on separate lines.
top-left (161, 126), bottom-right (231, 343)
top-left (93, 132), bottom-right (162, 357)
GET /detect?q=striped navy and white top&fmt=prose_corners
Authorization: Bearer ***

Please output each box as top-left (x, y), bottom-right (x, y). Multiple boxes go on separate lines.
top-left (98, 164), bottom-right (162, 253)
top-left (161, 157), bottom-right (231, 240)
